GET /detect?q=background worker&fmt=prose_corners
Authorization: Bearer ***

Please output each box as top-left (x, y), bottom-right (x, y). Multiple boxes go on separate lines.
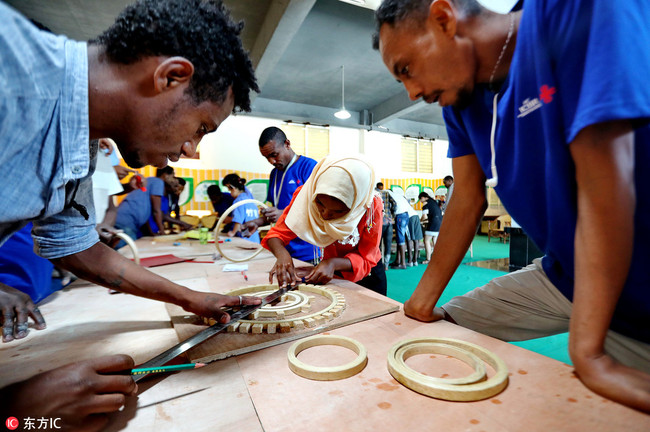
top-left (419, 191), bottom-right (442, 263)
top-left (375, 0), bottom-right (650, 411)
top-left (376, 182), bottom-right (397, 269)
top-left (115, 167), bottom-right (176, 240)
top-left (222, 173), bottom-right (261, 243)
top-left (0, 0), bottom-right (260, 427)
top-left (246, 127), bottom-right (319, 263)
top-left (263, 156), bottom-right (386, 295)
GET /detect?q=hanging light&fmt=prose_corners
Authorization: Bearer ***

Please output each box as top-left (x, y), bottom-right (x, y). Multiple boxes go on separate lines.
top-left (334, 65), bottom-right (351, 119)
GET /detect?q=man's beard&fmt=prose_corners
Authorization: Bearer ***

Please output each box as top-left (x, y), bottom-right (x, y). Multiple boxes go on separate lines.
top-left (122, 149), bottom-right (144, 169)
top-left (452, 87), bottom-right (474, 110)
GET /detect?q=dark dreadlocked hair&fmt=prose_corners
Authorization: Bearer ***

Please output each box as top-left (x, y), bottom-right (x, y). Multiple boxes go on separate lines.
top-left (92, 0), bottom-right (259, 112)
top-left (372, 0), bottom-right (483, 49)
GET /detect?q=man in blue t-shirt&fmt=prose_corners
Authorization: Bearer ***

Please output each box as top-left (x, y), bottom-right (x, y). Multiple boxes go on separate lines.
top-left (249, 127), bottom-right (319, 263)
top-left (375, 0), bottom-right (650, 411)
top-left (115, 166), bottom-right (174, 241)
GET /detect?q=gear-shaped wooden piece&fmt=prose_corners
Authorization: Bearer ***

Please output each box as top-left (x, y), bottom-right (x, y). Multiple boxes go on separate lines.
top-left (202, 284), bottom-right (346, 334)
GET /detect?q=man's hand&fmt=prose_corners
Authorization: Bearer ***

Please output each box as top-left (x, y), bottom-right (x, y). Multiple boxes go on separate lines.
top-left (403, 295), bottom-right (446, 322)
top-left (269, 254), bottom-right (297, 288)
top-left (95, 223), bottom-right (119, 246)
top-left (304, 259), bottom-right (337, 285)
top-left (261, 207), bottom-right (282, 223)
top-left (114, 165), bottom-right (136, 181)
top-left (571, 349), bottom-right (650, 412)
top-left (185, 292), bottom-right (262, 323)
top-left (243, 221), bottom-right (258, 236)
top-left (0, 283), bottom-right (46, 342)
top-left (0, 355), bottom-right (138, 431)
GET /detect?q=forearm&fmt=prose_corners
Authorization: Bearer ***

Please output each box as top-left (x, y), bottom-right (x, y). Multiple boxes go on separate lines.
top-left (326, 257), bottom-right (352, 273)
top-left (414, 156), bottom-right (487, 308)
top-left (267, 237), bottom-right (291, 260)
top-left (570, 122), bottom-right (635, 361)
top-left (152, 210), bottom-right (165, 234)
top-left (102, 198), bottom-right (117, 226)
top-left (52, 242), bottom-right (196, 307)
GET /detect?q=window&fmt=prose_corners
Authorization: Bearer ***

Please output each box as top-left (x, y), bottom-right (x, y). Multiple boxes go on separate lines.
top-left (401, 138), bottom-right (417, 172)
top-left (281, 124), bottom-right (330, 161)
top-left (401, 137), bottom-right (433, 173)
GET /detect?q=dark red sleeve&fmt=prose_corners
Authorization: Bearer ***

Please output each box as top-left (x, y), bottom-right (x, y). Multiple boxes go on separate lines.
top-left (339, 196), bottom-right (383, 282)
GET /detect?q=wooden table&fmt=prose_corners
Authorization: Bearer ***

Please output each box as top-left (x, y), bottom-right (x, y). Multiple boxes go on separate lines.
top-left (0, 239), bottom-right (647, 431)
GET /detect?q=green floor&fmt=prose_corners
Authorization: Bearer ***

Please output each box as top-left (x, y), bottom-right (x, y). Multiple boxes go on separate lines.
top-left (385, 235), bottom-right (571, 365)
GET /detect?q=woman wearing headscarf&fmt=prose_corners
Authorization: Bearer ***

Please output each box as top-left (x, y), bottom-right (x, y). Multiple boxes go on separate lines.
top-left (262, 155), bottom-right (386, 295)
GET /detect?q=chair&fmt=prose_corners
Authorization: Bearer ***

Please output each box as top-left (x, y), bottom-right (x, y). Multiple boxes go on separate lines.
top-left (488, 215), bottom-right (511, 243)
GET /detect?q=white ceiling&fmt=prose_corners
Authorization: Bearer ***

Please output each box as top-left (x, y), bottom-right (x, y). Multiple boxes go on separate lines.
top-left (5, 0), bottom-right (447, 140)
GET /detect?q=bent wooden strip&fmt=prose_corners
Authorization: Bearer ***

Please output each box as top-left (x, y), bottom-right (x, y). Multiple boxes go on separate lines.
top-left (215, 199), bottom-right (268, 263)
top-left (116, 232), bottom-right (139, 265)
top-left (387, 337), bottom-right (508, 401)
top-left (395, 342), bottom-right (487, 385)
top-left (288, 335), bottom-right (367, 381)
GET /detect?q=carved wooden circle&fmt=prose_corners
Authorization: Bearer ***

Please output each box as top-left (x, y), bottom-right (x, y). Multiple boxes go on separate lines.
top-left (208, 284), bottom-right (346, 334)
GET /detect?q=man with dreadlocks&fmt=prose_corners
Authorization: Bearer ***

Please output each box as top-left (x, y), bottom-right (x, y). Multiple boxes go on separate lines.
top-left (0, 0), bottom-right (260, 428)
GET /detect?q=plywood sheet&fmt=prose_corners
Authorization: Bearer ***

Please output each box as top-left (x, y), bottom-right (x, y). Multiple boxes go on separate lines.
top-left (165, 277), bottom-right (400, 364)
top-left (237, 315), bottom-right (650, 432)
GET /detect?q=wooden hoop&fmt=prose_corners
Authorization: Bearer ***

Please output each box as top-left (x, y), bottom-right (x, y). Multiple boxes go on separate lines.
top-left (116, 232), bottom-right (140, 265)
top-left (214, 198), bottom-right (268, 263)
top-left (288, 335), bottom-right (367, 381)
top-left (387, 337), bottom-right (509, 401)
top-left (395, 342), bottom-right (487, 385)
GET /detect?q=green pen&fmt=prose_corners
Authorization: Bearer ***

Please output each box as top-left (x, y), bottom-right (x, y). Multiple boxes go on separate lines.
top-left (131, 363), bottom-right (207, 375)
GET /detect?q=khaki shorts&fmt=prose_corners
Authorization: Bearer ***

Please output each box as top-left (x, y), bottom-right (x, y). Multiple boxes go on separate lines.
top-left (442, 259), bottom-right (650, 372)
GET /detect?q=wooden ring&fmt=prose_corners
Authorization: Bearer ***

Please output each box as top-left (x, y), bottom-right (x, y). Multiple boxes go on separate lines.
top-left (288, 335), bottom-right (367, 381)
top-left (115, 232), bottom-right (139, 265)
top-left (214, 198), bottom-right (268, 263)
top-left (395, 342), bottom-right (487, 385)
top-left (387, 337), bottom-right (509, 401)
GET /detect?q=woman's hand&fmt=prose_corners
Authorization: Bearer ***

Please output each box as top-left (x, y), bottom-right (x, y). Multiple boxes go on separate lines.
top-left (269, 253), bottom-right (297, 288)
top-left (304, 259), bottom-right (337, 285)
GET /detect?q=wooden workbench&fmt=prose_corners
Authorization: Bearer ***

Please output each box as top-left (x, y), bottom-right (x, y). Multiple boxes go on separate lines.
top-left (0, 238), bottom-right (647, 431)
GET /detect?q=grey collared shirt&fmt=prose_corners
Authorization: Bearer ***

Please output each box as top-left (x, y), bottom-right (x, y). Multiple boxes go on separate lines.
top-left (0, 3), bottom-right (98, 259)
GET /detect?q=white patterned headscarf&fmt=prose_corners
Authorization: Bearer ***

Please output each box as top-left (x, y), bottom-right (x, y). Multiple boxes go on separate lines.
top-left (285, 155), bottom-right (376, 247)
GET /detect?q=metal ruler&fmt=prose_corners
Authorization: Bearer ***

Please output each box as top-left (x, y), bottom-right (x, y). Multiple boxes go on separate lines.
top-left (133, 285), bottom-right (294, 382)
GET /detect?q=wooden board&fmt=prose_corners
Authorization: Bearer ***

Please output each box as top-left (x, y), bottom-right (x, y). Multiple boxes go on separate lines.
top-left (119, 236), bottom-right (274, 264)
top-left (237, 314), bottom-right (650, 432)
top-left (165, 275), bottom-right (399, 364)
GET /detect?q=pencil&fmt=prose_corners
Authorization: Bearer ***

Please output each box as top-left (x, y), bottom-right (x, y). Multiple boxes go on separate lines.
top-left (131, 363), bottom-right (207, 375)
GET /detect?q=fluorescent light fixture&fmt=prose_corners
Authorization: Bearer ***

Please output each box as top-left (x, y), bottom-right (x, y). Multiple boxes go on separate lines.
top-left (334, 65), bottom-right (351, 120)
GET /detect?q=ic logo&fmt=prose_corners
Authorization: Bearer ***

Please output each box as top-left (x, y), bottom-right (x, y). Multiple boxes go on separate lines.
top-left (5, 417), bottom-right (19, 430)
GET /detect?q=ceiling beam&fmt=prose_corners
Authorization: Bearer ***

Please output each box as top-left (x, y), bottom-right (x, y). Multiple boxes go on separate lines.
top-left (370, 91), bottom-right (429, 124)
top-left (250, 0), bottom-right (317, 101)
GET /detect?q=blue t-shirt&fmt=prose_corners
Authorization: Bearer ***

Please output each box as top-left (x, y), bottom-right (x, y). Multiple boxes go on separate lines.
top-left (115, 177), bottom-right (165, 236)
top-left (444, 0), bottom-right (650, 343)
top-left (266, 155), bottom-right (318, 262)
top-left (0, 224), bottom-right (55, 303)
top-left (148, 195), bottom-right (170, 233)
top-left (232, 188), bottom-right (261, 244)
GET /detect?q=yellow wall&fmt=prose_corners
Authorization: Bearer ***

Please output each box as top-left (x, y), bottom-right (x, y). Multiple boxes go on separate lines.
top-left (118, 163), bottom-right (445, 214)
top-left (381, 177), bottom-right (445, 210)
top-left (117, 163), bottom-right (269, 213)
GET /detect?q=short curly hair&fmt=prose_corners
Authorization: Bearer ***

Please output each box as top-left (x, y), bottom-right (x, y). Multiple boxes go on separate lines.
top-left (93, 0), bottom-right (259, 112)
top-left (372, 0), bottom-right (483, 49)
